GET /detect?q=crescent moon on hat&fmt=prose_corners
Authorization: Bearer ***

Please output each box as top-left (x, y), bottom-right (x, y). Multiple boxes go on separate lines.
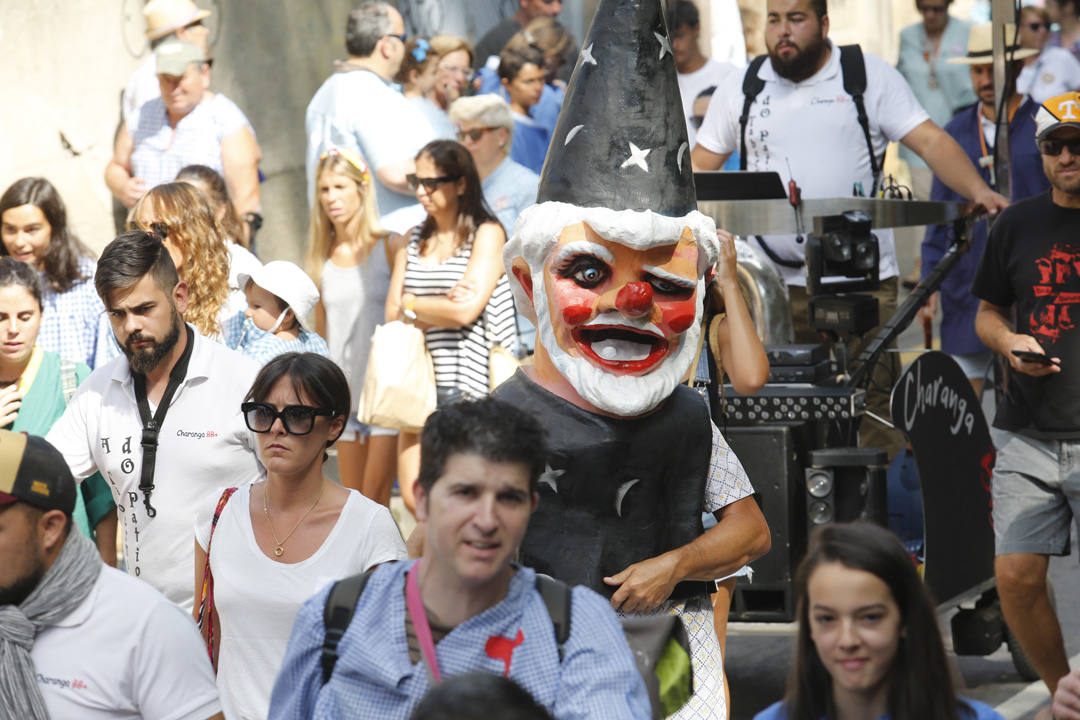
top-left (615, 479), bottom-right (640, 518)
top-left (677, 142), bottom-right (689, 172)
top-left (565, 125), bottom-right (585, 146)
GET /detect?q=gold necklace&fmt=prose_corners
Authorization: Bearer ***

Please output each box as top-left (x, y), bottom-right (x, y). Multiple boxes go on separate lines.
top-left (262, 481), bottom-right (324, 557)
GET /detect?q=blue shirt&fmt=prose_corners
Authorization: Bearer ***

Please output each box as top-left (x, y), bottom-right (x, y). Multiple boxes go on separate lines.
top-left (221, 313), bottom-right (330, 366)
top-left (38, 256), bottom-right (116, 370)
top-left (476, 71), bottom-right (565, 138)
top-left (510, 112), bottom-right (551, 175)
top-left (921, 97), bottom-right (1049, 355)
top-left (268, 561), bottom-right (650, 720)
top-left (482, 156), bottom-right (538, 235)
top-left (754, 697), bottom-right (1003, 720)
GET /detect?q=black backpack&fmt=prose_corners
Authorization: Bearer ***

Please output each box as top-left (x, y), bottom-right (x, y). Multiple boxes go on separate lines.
top-left (320, 567), bottom-right (692, 719)
top-left (738, 44), bottom-right (880, 196)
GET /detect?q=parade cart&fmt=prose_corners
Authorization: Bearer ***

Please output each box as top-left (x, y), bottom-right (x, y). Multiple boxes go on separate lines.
top-left (697, 178), bottom-right (1039, 679)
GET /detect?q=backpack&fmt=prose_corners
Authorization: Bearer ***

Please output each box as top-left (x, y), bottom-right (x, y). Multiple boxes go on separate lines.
top-left (738, 44), bottom-right (880, 195)
top-left (320, 567), bottom-right (693, 719)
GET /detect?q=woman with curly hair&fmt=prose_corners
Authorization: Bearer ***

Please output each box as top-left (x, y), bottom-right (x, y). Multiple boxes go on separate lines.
top-left (307, 147), bottom-right (397, 503)
top-left (131, 182), bottom-right (231, 338)
top-left (0, 177), bottom-right (114, 368)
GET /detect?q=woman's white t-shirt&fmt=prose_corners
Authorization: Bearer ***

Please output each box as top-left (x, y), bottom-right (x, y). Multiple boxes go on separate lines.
top-left (194, 483), bottom-right (407, 720)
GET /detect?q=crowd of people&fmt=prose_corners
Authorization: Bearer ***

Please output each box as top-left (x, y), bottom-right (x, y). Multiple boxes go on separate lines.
top-left (3, 0), bottom-right (1080, 718)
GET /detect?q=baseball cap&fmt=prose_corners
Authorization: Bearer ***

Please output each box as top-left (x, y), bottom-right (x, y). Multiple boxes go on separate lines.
top-left (1035, 92), bottom-right (1080, 141)
top-left (238, 261), bottom-right (321, 328)
top-left (144, 0), bottom-right (211, 41)
top-left (155, 38), bottom-right (208, 77)
top-left (0, 431), bottom-right (76, 515)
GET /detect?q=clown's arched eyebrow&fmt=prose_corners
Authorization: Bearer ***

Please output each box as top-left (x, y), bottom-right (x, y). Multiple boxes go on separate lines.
top-left (643, 264), bottom-right (697, 289)
top-left (551, 241), bottom-right (615, 269)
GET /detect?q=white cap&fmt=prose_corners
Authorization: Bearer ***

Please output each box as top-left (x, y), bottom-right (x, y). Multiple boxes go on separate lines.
top-left (239, 261), bottom-right (320, 327)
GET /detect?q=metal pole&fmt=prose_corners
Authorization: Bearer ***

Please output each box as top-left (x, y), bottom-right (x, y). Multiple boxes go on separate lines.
top-left (991, 0), bottom-right (1015, 201)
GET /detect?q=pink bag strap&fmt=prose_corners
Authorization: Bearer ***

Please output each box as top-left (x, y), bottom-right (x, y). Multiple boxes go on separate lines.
top-left (196, 486), bottom-right (238, 660)
top-left (406, 562), bottom-right (442, 684)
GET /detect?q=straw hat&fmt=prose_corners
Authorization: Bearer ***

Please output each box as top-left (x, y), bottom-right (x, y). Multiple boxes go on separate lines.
top-left (144, 0), bottom-right (211, 41)
top-left (947, 23), bottom-right (1039, 65)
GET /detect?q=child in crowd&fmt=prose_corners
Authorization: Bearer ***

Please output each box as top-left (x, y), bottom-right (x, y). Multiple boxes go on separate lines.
top-left (222, 260), bottom-right (329, 365)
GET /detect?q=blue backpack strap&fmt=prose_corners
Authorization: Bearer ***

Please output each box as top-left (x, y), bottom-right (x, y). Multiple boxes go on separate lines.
top-left (739, 54), bottom-right (769, 171)
top-left (321, 567), bottom-right (377, 685)
top-left (534, 573), bottom-right (572, 663)
top-left (838, 44), bottom-right (880, 195)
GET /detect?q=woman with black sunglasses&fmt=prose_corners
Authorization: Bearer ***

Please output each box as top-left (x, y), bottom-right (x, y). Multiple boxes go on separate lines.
top-left (386, 140), bottom-right (517, 516)
top-left (193, 352), bottom-right (406, 720)
top-left (1018, 5), bottom-right (1080, 105)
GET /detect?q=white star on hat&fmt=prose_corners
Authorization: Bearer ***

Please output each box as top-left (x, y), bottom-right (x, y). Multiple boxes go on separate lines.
top-left (539, 464), bottom-right (565, 493)
top-left (620, 142), bottom-right (652, 172)
top-left (581, 43), bottom-right (597, 66)
top-left (654, 31), bottom-right (672, 60)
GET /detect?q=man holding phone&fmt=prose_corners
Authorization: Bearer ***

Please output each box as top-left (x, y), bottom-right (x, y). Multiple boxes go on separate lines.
top-left (972, 91), bottom-right (1080, 700)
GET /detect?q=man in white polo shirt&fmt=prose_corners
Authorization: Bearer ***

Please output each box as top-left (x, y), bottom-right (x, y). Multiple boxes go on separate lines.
top-left (691, 0), bottom-right (1007, 459)
top-left (47, 230), bottom-right (261, 611)
top-left (0, 431), bottom-right (222, 720)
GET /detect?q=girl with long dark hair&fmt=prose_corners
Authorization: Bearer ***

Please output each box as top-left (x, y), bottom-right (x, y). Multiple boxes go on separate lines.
top-left (756, 523), bottom-right (1002, 720)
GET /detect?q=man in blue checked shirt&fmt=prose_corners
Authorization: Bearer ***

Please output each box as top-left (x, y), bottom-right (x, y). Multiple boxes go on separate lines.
top-left (268, 398), bottom-right (650, 720)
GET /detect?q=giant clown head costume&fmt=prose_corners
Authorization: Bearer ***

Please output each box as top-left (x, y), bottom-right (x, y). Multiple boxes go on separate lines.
top-left (504, 0), bottom-right (719, 417)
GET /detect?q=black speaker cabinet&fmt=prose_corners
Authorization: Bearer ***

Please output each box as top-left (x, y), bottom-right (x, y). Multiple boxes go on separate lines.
top-left (724, 423), bottom-right (814, 622)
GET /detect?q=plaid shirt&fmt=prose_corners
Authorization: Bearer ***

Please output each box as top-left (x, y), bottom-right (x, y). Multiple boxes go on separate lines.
top-left (269, 561), bottom-right (650, 720)
top-left (38, 257), bottom-right (116, 369)
top-left (221, 313), bottom-right (329, 367)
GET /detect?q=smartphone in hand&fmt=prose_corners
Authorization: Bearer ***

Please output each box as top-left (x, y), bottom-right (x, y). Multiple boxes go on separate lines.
top-left (1011, 349), bottom-right (1060, 366)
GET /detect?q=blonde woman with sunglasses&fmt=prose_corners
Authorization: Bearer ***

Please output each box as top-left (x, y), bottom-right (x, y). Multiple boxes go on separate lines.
top-left (306, 148), bottom-right (399, 504)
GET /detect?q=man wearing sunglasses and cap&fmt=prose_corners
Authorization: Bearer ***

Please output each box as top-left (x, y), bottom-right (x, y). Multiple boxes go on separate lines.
top-left (0, 431), bottom-right (223, 719)
top-left (972, 91), bottom-right (1080, 701)
top-left (46, 230), bottom-right (261, 613)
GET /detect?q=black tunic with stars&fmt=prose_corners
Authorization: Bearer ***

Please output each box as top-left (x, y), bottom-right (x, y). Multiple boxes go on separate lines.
top-left (495, 372), bottom-right (711, 600)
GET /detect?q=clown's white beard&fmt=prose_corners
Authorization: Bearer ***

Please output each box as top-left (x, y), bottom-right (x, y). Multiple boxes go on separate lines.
top-left (532, 277), bottom-right (705, 417)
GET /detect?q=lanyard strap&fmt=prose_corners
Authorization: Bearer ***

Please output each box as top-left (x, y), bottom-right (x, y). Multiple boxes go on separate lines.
top-left (132, 324), bottom-right (195, 518)
top-left (406, 563), bottom-right (442, 685)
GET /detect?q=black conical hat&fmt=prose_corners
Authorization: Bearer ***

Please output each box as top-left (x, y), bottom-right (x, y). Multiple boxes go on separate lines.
top-left (537, 0), bottom-right (696, 216)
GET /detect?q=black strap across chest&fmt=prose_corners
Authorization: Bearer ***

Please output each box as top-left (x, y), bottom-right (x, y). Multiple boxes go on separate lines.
top-left (132, 324), bottom-right (195, 518)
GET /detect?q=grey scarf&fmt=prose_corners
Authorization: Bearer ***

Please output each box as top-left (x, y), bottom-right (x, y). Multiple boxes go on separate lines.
top-left (0, 529), bottom-right (103, 720)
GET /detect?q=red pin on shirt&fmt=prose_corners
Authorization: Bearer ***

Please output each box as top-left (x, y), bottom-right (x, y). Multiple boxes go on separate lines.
top-left (485, 630), bottom-right (525, 677)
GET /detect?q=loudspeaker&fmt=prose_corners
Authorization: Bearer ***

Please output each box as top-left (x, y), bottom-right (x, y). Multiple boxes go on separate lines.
top-left (724, 423), bottom-right (814, 622)
top-left (805, 447), bottom-right (888, 538)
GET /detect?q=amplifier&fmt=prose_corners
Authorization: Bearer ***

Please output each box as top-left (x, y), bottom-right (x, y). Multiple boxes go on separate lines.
top-left (765, 343), bottom-right (829, 366)
top-left (767, 359), bottom-right (832, 384)
top-left (719, 385), bottom-right (866, 425)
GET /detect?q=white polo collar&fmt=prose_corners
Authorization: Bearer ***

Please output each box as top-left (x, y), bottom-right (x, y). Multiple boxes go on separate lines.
top-left (109, 323), bottom-right (211, 388)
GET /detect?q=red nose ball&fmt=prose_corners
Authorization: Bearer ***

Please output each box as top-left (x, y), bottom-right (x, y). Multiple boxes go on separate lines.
top-left (615, 282), bottom-right (654, 316)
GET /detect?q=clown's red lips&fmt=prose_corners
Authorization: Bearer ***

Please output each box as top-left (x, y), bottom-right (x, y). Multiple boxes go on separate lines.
top-left (572, 324), bottom-right (669, 373)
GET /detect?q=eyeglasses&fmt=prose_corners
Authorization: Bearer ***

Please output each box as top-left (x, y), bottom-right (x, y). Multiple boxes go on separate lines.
top-left (184, 19), bottom-right (205, 29)
top-left (241, 402), bottom-right (337, 435)
top-left (406, 173), bottom-right (462, 191)
top-left (457, 127), bottom-right (497, 142)
top-left (1039, 137), bottom-right (1080, 156)
top-left (539, 0), bottom-right (561, 5)
top-left (690, 115), bottom-right (705, 129)
top-left (1026, 22), bottom-right (1051, 32)
top-left (384, 33), bottom-right (407, 43)
top-left (439, 64), bottom-right (475, 81)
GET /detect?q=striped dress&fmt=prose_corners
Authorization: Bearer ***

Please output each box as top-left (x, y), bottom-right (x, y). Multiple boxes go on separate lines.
top-left (403, 227), bottom-right (517, 399)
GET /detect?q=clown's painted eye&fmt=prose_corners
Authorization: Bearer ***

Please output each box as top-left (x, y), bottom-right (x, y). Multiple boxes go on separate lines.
top-left (646, 274), bottom-right (694, 299)
top-left (558, 256), bottom-right (610, 289)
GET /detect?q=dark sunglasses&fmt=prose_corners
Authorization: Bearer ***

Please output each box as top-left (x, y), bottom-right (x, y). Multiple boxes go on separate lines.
top-left (1026, 22), bottom-right (1051, 31)
top-left (456, 127), bottom-right (496, 142)
top-left (539, 0), bottom-right (561, 4)
top-left (241, 402), bottom-right (337, 435)
top-left (1039, 137), bottom-right (1080, 156)
top-left (690, 115), bottom-right (705, 129)
top-left (406, 173), bottom-right (462, 191)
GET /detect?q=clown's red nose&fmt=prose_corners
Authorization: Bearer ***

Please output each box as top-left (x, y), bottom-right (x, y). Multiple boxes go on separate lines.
top-left (615, 282), bottom-right (654, 316)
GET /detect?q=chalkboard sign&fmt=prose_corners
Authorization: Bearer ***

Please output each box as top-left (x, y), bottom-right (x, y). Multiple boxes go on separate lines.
top-left (890, 351), bottom-right (995, 606)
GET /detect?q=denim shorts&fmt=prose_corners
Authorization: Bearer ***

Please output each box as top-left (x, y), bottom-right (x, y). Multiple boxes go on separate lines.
top-left (339, 412), bottom-right (397, 443)
top-left (991, 430), bottom-right (1080, 556)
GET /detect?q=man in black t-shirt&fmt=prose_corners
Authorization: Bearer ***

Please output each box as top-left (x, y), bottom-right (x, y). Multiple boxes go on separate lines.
top-left (971, 91), bottom-right (1080, 698)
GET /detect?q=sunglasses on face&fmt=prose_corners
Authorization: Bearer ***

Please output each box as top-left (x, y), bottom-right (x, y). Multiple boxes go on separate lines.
top-left (1039, 137), bottom-right (1080, 156)
top-left (406, 173), bottom-right (462, 191)
top-left (456, 127), bottom-right (495, 142)
top-left (241, 402), bottom-right (337, 435)
top-left (690, 115), bottom-right (705, 129)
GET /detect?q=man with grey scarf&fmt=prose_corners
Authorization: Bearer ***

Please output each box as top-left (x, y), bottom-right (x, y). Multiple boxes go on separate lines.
top-left (0, 430), bottom-right (222, 720)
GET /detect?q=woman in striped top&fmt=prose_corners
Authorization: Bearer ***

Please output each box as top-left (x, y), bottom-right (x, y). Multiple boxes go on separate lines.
top-left (387, 140), bottom-right (517, 514)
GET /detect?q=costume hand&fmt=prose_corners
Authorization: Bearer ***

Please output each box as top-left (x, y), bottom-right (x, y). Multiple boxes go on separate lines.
top-left (1053, 669), bottom-right (1080, 720)
top-left (121, 177), bottom-right (147, 209)
top-left (447, 279), bottom-right (477, 303)
top-left (603, 553), bottom-right (679, 614)
top-left (0, 384), bottom-right (23, 427)
top-left (715, 229), bottom-right (738, 289)
top-left (972, 186), bottom-right (1009, 216)
top-left (1007, 334), bottom-right (1061, 377)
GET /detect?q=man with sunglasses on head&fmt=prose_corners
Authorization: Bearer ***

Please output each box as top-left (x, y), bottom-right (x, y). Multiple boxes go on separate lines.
top-left (46, 230), bottom-right (262, 612)
top-left (971, 91), bottom-right (1080, 702)
top-left (305, 1), bottom-right (436, 234)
